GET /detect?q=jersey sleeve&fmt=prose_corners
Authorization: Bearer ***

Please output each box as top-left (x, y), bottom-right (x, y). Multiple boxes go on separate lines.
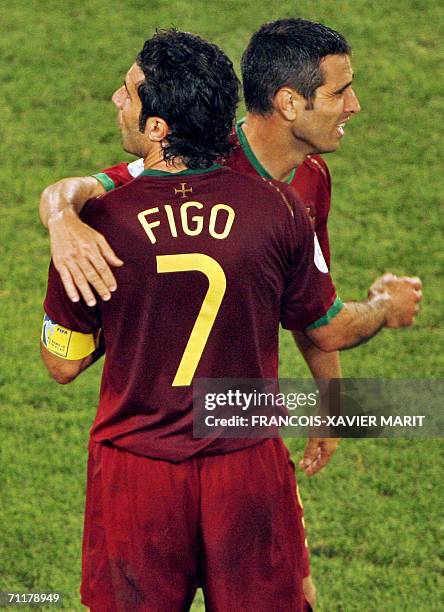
top-left (43, 261), bottom-right (102, 336)
top-left (279, 185), bottom-right (342, 331)
top-left (92, 158), bottom-right (144, 192)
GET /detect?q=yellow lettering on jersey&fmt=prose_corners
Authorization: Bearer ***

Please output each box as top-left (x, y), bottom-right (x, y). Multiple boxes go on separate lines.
top-left (156, 254), bottom-right (226, 386)
top-left (138, 207), bottom-right (161, 244)
top-left (208, 204), bottom-right (235, 239)
top-left (164, 205), bottom-right (178, 238)
top-left (41, 314), bottom-right (96, 360)
top-left (138, 201), bottom-right (235, 243)
top-left (181, 201), bottom-right (204, 236)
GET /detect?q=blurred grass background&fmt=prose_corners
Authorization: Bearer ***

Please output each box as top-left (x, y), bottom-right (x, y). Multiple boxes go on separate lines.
top-left (0, 1), bottom-right (442, 610)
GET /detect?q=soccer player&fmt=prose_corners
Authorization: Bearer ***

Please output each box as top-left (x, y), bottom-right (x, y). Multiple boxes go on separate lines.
top-left (39, 20), bottom-right (364, 482)
top-left (40, 29), bottom-right (420, 612)
top-left (43, 21), bottom-right (419, 609)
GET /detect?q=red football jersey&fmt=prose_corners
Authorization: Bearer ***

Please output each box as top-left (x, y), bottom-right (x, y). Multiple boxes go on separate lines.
top-left (44, 166), bottom-right (340, 462)
top-left (93, 120), bottom-right (332, 265)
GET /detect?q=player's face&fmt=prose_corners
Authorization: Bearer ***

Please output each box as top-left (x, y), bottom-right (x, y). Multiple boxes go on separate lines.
top-left (291, 54), bottom-right (361, 154)
top-left (112, 63), bottom-right (148, 157)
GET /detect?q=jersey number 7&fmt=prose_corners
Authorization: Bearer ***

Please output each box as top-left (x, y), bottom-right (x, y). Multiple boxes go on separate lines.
top-left (156, 254), bottom-right (226, 386)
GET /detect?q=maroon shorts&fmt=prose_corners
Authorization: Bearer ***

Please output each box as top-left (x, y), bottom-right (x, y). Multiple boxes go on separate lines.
top-left (81, 438), bottom-right (310, 611)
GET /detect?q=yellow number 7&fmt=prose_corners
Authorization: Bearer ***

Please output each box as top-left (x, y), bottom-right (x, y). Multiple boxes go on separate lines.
top-left (156, 254), bottom-right (226, 386)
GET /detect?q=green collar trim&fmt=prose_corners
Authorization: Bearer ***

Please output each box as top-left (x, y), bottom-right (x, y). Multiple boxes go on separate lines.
top-left (235, 119), bottom-right (296, 184)
top-left (140, 164), bottom-right (222, 177)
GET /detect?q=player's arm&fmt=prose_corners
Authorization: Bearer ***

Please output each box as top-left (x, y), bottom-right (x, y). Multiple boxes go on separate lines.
top-left (40, 341), bottom-right (102, 384)
top-left (293, 332), bottom-right (341, 476)
top-left (294, 332), bottom-right (341, 377)
top-left (280, 189), bottom-right (422, 466)
top-left (40, 316), bottom-right (105, 384)
top-left (39, 176), bottom-right (106, 225)
top-left (304, 274), bottom-right (423, 352)
top-left (293, 160), bottom-right (339, 476)
top-left (293, 275), bottom-right (421, 476)
top-left (39, 176), bottom-right (123, 306)
top-left (41, 255), bottom-right (104, 383)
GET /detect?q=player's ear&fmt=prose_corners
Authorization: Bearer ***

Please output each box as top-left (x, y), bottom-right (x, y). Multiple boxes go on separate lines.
top-left (273, 87), bottom-right (305, 121)
top-left (145, 117), bottom-right (169, 142)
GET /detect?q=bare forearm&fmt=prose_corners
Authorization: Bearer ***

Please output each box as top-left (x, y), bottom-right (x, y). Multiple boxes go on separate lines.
top-left (307, 293), bottom-right (392, 352)
top-left (332, 298), bottom-right (388, 350)
top-left (293, 331), bottom-right (342, 378)
top-left (293, 332), bottom-right (342, 477)
top-left (307, 272), bottom-right (422, 352)
top-left (40, 177), bottom-right (104, 228)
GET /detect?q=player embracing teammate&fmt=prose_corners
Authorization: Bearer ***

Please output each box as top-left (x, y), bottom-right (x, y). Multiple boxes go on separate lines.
top-left (40, 22), bottom-right (422, 612)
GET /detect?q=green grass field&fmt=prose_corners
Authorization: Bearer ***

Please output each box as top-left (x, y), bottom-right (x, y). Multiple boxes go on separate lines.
top-left (1, 1), bottom-right (443, 610)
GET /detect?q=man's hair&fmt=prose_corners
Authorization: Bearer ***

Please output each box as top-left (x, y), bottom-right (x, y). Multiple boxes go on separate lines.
top-left (241, 18), bottom-right (351, 114)
top-left (136, 29), bottom-right (239, 168)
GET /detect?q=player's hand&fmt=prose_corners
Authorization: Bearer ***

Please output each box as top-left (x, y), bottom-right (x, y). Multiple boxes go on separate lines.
top-left (48, 208), bottom-right (123, 306)
top-left (368, 273), bottom-right (422, 328)
top-left (303, 575), bottom-right (317, 609)
top-left (299, 437), bottom-right (340, 476)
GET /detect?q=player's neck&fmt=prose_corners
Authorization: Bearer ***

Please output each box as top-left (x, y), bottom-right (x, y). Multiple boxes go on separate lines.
top-left (242, 113), bottom-right (307, 181)
top-left (143, 148), bottom-right (188, 173)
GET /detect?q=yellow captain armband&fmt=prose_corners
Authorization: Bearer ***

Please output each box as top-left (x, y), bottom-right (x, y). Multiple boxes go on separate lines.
top-left (41, 314), bottom-right (96, 360)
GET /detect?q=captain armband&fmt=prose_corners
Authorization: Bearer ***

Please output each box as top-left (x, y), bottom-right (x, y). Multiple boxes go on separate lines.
top-left (41, 313), bottom-right (97, 360)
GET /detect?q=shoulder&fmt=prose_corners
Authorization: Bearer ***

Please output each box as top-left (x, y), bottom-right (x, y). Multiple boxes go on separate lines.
top-left (100, 173), bottom-right (146, 199)
top-left (266, 179), bottom-right (305, 215)
top-left (103, 158), bottom-right (144, 179)
top-left (216, 168), bottom-right (301, 222)
top-left (126, 158), bottom-right (145, 178)
top-left (82, 174), bottom-right (146, 219)
top-left (263, 180), bottom-right (312, 235)
top-left (300, 154), bottom-right (331, 185)
top-left (223, 167), bottom-right (295, 199)
top-left (225, 134), bottom-right (247, 169)
top-left (94, 158), bottom-right (144, 191)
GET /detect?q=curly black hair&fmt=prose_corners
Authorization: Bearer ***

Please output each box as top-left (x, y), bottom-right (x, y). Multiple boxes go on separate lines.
top-left (136, 29), bottom-right (240, 169)
top-left (242, 18), bottom-right (351, 114)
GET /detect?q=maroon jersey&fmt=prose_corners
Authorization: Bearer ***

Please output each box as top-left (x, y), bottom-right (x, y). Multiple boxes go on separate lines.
top-left (230, 120), bottom-right (332, 267)
top-left (45, 166), bottom-right (340, 462)
top-left (93, 119), bottom-right (332, 265)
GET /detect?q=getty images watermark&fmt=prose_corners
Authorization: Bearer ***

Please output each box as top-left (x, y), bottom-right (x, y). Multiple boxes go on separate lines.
top-left (192, 379), bottom-right (444, 438)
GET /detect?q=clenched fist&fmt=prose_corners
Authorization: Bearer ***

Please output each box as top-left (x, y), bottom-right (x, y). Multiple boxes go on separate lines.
top-left (369, 273), bottom-right (422, 328)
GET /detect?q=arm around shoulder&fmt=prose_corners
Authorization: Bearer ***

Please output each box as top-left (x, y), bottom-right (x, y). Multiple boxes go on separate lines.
top-left (39, 176), bottom-right (105, 227)
top-left (39, 176), bottom-right (123, 305)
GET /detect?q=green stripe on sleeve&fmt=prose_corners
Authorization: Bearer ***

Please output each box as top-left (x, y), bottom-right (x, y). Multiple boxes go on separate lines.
top-left (306, 297), bottom-right (344, 330)
top-left (92, 172), bottom-right (116, 192)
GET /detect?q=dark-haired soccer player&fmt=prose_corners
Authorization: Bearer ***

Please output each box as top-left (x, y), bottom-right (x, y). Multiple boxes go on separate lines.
top-left (39, 20), bottom-right (360, 485)
top-left (41, 26), bottom-right (421, 612)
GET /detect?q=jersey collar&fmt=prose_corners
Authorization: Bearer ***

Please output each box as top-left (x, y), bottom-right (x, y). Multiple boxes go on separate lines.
top-left (140, 164), bottom-right (222, 177)
top-left (235, 119), bottom-right (296, 184)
